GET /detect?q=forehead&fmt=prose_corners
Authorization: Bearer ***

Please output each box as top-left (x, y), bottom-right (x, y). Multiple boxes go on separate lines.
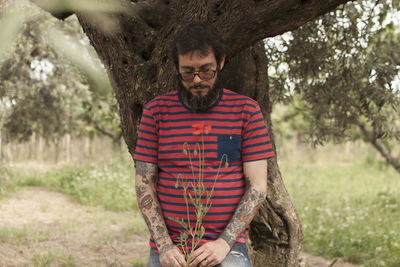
top-left (178, 50), bottom-right (217, 69)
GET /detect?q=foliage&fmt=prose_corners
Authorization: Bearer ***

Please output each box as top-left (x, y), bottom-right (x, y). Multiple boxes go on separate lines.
top-left (267, 0), bottom-right (400, 146)
top-left (1, 5), bottom-right (87, 141)
top-left (6, 159), bottom-right (137, 211)
top-left (0, 1), bottom-right (121, 144)
top-left (281, 144), bottom-right (400, 267)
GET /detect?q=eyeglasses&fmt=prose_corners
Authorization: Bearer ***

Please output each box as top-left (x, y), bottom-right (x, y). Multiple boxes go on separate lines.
top-left (178, 69), bottom-right (217, 82)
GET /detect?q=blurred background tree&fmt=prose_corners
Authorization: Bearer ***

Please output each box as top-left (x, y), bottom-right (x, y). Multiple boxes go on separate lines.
top-left (268, 0), bottom-right (400, 172)
top-left (0, 1), bottom-right (121, 162)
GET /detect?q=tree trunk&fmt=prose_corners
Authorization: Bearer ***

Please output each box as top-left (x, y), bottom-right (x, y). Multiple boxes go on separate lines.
top-left (66, 133), bottom-right (71, 164)
top-left (83, 136), bottom-right (90, 157)
top-left (0, 127), bottom-right (2, 162)
top-left (38, 135), bottom-right (44, 162)
top-left (54, 139), bottom-right (59, 164)
top-left (222, 42), bottom-right (302, 266)
top-left (32, 0), bottom-right (355, 265)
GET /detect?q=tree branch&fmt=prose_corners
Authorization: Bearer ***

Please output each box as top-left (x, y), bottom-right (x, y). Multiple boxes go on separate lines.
top-left (92, 119), bottom-right (121, 142)
top-left (215, 0), bottom-right (354, 57)
top-left (357, 120), bottom-right (400, 173)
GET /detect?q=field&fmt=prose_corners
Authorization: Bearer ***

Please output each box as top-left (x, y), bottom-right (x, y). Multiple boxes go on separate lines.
top-left (280, 142), bottom-right (400, 267)
top-left (0, 142), bottom-right (399, 266)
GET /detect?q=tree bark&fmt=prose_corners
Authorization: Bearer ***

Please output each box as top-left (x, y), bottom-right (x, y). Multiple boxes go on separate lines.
top-left (221, 42), bottom-right (302, 266)
top-left (32, 0), bottom-right (355, 265)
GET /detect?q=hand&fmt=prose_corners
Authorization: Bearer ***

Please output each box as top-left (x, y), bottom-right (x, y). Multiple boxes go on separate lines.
top-left (159, 244), bottom-right (186, 267)
top-left (189, 238), bottom-right (230, 267)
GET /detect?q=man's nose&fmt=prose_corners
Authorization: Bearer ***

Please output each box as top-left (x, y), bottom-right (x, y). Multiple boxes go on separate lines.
top-left (193, 73), bottom-right (203, 83)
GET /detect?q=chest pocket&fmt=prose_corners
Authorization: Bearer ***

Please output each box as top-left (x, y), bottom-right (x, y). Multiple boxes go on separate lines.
top-left (217, 134), bottom-right (241, 164)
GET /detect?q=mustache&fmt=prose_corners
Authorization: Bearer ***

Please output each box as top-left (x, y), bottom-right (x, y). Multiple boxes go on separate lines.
top-left (190, 83), bottom-right (211, 90)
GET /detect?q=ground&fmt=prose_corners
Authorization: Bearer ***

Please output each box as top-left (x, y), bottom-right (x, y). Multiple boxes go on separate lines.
top-left (0, 187), bottom-right (149, 266)
top-left (0, 187), bottom-right (358, 267)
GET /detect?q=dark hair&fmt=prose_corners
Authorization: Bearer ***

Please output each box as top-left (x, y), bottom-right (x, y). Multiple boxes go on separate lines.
top-left (171, 21), bottom-right (225, 70)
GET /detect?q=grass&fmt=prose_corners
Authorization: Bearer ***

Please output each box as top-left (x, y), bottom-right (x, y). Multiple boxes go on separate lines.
top-left (31, 251), bottom-right (75, 267)
top-left (280, 143), bottom-right (400, 267)
top-left (0, 166), bottom-right (17, 197)
top-left (3, 141), bottom-right (400, 266)
top-left (0, 156), bottom-right (148, 266)
top-left (0, 226), bottom-right (50, 245)
top-left (2, 159), bottom-right (138, 212)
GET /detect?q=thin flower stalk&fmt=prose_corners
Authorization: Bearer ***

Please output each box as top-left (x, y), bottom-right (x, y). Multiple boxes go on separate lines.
top-left (168, 121), bottom-right (229, 264)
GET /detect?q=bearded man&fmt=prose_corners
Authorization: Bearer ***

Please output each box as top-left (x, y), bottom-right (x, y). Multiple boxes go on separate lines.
top-left (134, 21), bottom-right (274, 267)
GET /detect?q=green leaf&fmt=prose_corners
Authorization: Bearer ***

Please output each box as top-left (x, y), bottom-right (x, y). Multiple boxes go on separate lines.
top-left (180, 231), bottom-right (188, 241)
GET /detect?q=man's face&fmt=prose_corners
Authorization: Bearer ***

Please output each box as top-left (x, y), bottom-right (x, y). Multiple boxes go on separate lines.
top-left (178, 51), bottom-right (224, 112)
top-left (178, 51), bottom-right (222, 96)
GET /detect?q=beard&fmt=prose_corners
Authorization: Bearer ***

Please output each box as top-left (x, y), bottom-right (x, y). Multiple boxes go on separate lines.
top-left (178, 77), bottom-right (223, 112)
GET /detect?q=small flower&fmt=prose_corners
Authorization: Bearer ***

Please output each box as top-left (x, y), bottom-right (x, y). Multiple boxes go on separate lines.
top-left (192, 121), bottom-right (211, 135)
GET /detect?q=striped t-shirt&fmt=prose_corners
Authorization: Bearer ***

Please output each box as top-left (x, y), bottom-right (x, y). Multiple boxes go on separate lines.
top-left (134, 88), bottom-right (275, 253)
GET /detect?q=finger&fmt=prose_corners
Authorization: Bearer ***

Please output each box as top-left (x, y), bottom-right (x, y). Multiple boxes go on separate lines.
top-left (166, 259), bottom-right (174, 267)
top-left (189, 250), bottom-right (206, 267)
top-left (191, 245), bottom-right (205, 259)
top-left (169, 257), bottom-right (180, 267)
top-left (201, 257), bottom-right (213, 267)
top-left (207, 258), bottom-right (218, 267)
top-left (174, 253), bottom-right (186, 267)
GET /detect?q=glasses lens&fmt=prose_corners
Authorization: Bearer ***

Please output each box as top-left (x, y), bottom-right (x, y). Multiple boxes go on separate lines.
top-left (199, 70), bottom-right (215, 80)
top-left (179, 70), bottom-right (216, 81)
top-left (180, 73), bottom-right (194, 81)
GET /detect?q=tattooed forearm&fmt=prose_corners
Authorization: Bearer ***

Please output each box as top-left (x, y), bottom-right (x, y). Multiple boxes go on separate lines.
top-left (135, 160), bottom-right (158, 184)
top-left (141, 194), bottom-right (154, 210)
top-left (220, 178), bottom-right (266, 248)
top-left (136, 185), bottom-right (147, 198)
top-left (135, 160), bottom-right (173, 251)
top-left (159, 244), bottom-right (175, 260)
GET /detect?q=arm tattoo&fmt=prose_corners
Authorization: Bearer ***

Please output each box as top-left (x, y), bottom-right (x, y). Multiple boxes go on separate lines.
top-left (220, 176), bottom-right (265, 248)
top-left (135, 161), bottom-right (158, 183)
top-left (142, 176), bottom-right (149, 184)
top-left (135, 160), bottom-right (172, 252)
top-left (141, 194), bottom-right (153, 210)
top-left (136, 185), bottom-right (147, 198)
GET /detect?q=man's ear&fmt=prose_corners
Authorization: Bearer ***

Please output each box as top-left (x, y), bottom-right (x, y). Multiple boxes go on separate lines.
top-left (219, 56), bottom-right (225, 70)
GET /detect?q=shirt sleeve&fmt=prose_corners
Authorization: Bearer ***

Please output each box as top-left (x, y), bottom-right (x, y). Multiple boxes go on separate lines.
top-left (242, 102), bottom-right (275, 162)
top-left (133, 105), bottom-right (158, 163)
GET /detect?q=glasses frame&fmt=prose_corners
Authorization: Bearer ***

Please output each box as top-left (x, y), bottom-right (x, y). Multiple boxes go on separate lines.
top-left (177, 68), bottom-right (218, 82)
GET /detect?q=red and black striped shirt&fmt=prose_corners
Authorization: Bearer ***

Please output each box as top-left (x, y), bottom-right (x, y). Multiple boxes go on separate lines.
top-left (134, 88), bottom-right (275, 253)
